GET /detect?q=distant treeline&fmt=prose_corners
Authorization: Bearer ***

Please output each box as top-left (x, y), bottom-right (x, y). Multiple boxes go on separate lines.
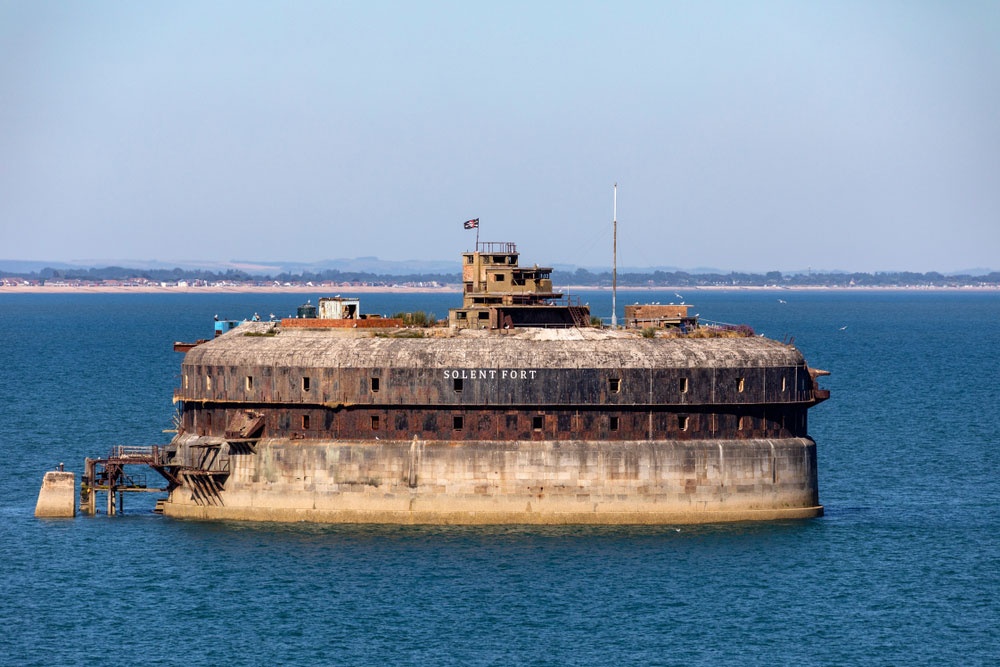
top-left (551, 268), bottom-right (1000, 288)
top-left (4, 265), bottom-right (1000, 287)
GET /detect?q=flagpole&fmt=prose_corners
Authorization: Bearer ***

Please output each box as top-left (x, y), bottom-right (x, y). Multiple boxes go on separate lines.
top-left (476, 219), bottom-right (480, 250)
top-left (611, 184), bottom-right (618, 329)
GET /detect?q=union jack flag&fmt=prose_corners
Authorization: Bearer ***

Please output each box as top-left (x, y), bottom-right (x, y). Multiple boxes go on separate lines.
top-left (463, 218), bottom-right (479, 230)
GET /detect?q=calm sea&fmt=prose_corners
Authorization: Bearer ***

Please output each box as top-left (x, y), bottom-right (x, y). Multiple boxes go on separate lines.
top-left (1, 290), bottom-right (998, 666)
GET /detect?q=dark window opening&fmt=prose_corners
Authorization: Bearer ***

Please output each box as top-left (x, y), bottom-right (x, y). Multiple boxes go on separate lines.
top-left (679, 377), bottom-right (689, 393)
top-left (302, 376), bottom-right (311, 392)
top-left (532, 416), bottom-right (544, 431)
top-left (454, 378), bottom-right (463, 392)
top-left (453, 416), bottom-right (463, 430)
top-left (246, 376), bottom-right (253, 390)
top-left (371, 415), bottom-right (380, 430)
top-left (302, 415), bottom-right (310, 429)
top-left (371, 377), bottom-right (380, 393)
top-left (609, 378), bottom-right (621, 393)
top-left (679, 415), bottom-right (689, 431)
top-left (610, 416), bottom-right (619, 431)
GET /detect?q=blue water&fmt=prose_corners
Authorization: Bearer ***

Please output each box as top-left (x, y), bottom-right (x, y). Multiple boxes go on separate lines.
top-left (2, 290), bottom-right (998, 665)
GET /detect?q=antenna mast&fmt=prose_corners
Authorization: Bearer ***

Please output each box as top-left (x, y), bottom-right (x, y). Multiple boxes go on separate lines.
top-left (611, 183), bottom-right (618, 329)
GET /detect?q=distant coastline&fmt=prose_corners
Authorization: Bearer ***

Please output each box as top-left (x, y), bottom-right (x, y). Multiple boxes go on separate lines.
top-left (3, 283), bottom-right (997, 294)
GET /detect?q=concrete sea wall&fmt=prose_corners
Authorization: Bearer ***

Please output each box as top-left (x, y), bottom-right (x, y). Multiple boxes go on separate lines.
top-left (163, 436), bottom-right (821, 524)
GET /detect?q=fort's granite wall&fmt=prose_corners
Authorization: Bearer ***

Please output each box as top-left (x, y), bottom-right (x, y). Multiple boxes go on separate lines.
top-left (163, 435), bottom-right (821, 524)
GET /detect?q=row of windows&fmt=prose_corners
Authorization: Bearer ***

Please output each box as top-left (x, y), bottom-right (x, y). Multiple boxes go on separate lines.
top-left (288, 413), bottom-right (792, 433)
top-left (608, 376), bottom-right (786, 394)
top-left (188, 373), bottom-right (796, 395)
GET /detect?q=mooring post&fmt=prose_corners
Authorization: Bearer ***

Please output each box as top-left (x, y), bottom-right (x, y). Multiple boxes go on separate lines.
top-left (81, 458), bottom-right (96, 515)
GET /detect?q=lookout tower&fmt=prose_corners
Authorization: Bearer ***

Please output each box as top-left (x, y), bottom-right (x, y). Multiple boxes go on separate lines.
top-left (449, 241), bottom-right (589, 329)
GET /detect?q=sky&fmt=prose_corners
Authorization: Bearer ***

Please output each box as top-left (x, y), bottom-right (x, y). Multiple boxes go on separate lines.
top-left (1, 1), bottom-right (998, 273)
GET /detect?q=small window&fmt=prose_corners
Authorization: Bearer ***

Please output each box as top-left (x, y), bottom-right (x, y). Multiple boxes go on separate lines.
top-left (679, 377), bottom-right (689, 393)
top-left (371, 415), bottom-right (380, 430)
top-left (609, 416), bottom-right (619, 431)
top-left (737, 377), bottom-right (745, 393)
top-left (371, 377), bottom-right (380, 393)
top-left (478, 311), bottom-right (489, 319)
top-left (679, 415), bottom-right (689, 431)
top-left (454, 378), bottom-right (463, 392)
top-left (453, 416), bottom-right (463, 431)
top-left (781, 376), bottom-right (787, 392)
top-left (493, 274), bottom-right (505, 282)
top-left (302, 415), bottom-right (310, 429)
top-left (609, 378), bottom-right (621, 393)
top-left (246, 376), bottom-right (253, 391)
top-left (738, 416), bottom-right (745, 430)
top-left (302, 376), bottom-right (311, 392)
top-left (532, 416), bottom-right (544, 431)
top-left (456, 311), bottom-right (467, 320)
top-left (206, 375), bottom-right (212, 391)
top-left (184, 374), bottom-right (189, 389)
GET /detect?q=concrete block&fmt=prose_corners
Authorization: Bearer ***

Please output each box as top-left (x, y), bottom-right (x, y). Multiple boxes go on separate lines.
top-left (35, 471), bottom-right (75, 518)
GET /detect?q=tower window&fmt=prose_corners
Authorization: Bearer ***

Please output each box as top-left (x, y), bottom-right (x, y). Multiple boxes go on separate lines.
top-left (371, 415), bottom-right (380, 430)
top-left (679, 377), bottom-right (689, 393)
top-left (453, 416), bottom-right (464, 431)
top-left (371, 377), bottom-right (380, 393)
top-left (737, 377), bottom-right (745, 393)
top-left (302, 376), bottom-right (311, 392)
top-left (302, 415), bottom-right (310, 429)
top-left (246, 376), bottom-right (253, 391)
top-left (679, 415), bottom-right (689, 431)
top-left (532, 416), bottom-right (544, 431)
top-left (609, 378), bottom-right (621, 393)
top-left (609, 416), bottom-right (620, 431)
top-left (454, 378), bottom-right (463, 392)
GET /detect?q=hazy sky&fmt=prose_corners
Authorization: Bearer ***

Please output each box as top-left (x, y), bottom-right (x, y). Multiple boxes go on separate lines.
top-left (2, 1), bottom-right (998, 272)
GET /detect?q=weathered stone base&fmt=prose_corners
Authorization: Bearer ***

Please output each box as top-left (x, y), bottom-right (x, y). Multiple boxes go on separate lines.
top-left (35, 471), bottom-right (76, 518)
top-left (163, 504), bottom-right (823, 524)
top-left (162, 436), bottom-right (821, 525)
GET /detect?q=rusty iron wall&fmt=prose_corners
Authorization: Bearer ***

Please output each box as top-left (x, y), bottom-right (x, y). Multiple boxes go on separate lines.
top-left (181, 403), bottom-right (809, 442)
top-left (177, 363), bottom-right (819, 408)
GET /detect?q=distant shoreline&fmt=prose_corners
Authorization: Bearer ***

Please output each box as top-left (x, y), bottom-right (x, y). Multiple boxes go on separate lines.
top-left (2, 284), bottom-right (998, 294)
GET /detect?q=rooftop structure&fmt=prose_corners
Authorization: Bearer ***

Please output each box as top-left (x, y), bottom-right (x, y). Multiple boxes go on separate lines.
top-left (449, 241), bottom-right (590, 329)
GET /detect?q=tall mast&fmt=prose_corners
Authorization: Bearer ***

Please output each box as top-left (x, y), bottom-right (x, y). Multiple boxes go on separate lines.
top-left (611, 183), bottom-right (618, 329)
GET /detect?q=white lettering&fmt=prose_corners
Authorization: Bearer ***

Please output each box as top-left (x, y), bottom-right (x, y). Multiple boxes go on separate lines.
top-left (445, 368), bottom-right (538, 381)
